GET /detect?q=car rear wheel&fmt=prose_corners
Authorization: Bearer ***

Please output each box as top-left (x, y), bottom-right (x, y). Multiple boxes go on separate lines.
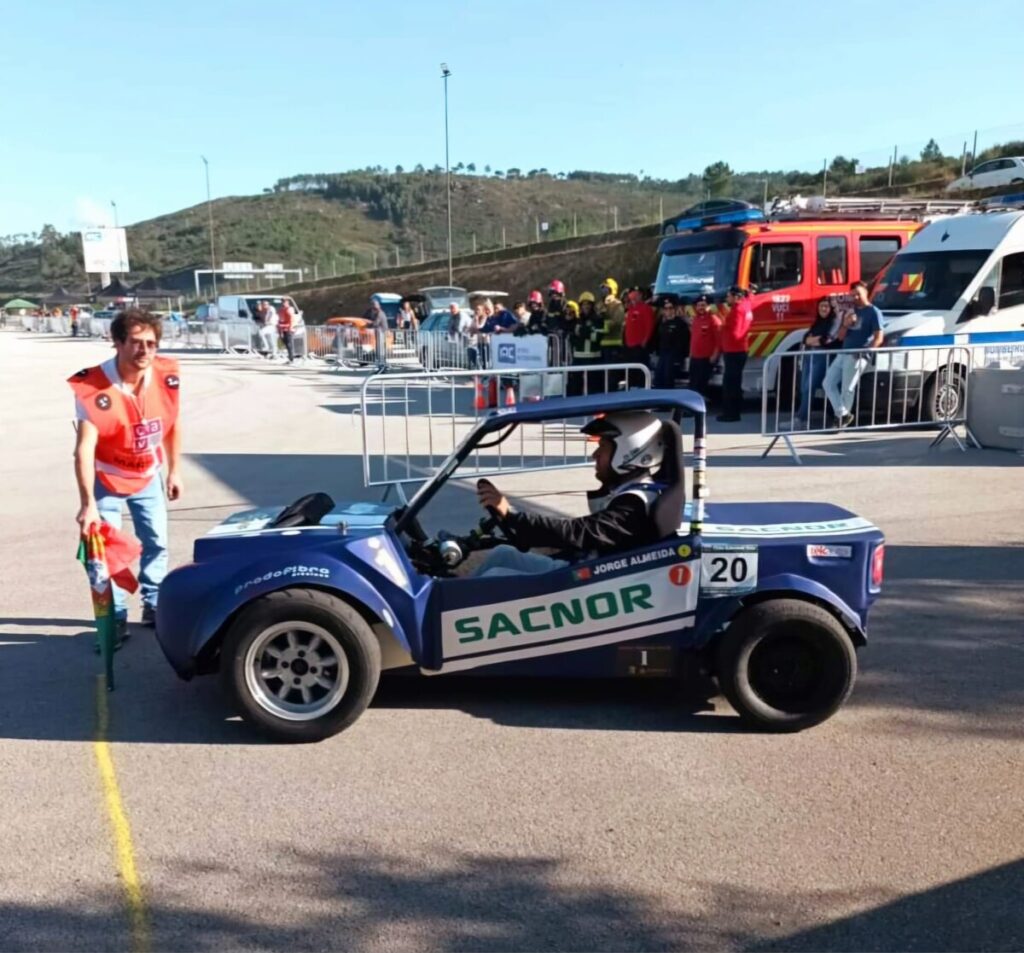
top-left (220, 589), bottom-right (381, 742)
top-left (716, 599), bottom-right (856, 731)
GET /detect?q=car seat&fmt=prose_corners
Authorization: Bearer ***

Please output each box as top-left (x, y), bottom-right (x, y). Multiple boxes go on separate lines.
top-left (650, 419), bottom-right (686, 539)
top-left (269, 492), bottom-right (336, 528)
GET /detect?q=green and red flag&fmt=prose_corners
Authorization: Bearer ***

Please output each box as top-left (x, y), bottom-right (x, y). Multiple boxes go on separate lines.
top-left (76, 523), bottom-right (141, 691)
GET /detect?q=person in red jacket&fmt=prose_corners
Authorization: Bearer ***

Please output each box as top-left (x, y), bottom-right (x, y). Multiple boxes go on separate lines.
top-left (717, 285), bottom-right (754, 421)
top-left (687, 294), bottom-right (721, 398)
top-left (623, 288), bottom-right (656, 388)
top-left (277, 299), bottom-right (296, 363)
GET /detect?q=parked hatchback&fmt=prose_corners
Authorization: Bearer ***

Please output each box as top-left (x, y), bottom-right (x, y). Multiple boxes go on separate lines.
top-left (946, 156), bottom-right (1024, 192)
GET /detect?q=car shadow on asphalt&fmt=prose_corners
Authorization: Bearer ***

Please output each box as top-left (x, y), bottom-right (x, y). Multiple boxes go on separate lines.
top-left (372, 674), bottom-right (744, 734)
top-left (1, 845), bottom-right (1021, 950)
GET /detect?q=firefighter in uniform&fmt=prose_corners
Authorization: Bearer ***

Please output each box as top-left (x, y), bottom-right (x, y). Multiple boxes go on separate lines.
top-left (70, 310), bottom-right (182, 642)
top-left (475, 411), bottom-right (667, 575)
top-left (567, 294), bottom-right (603, 396)
top-left (597, 277), bottom-right (626, 389)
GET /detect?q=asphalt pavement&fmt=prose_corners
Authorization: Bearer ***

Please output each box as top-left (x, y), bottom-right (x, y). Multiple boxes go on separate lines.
top-left (1, 330), bottom-right (1022, 952)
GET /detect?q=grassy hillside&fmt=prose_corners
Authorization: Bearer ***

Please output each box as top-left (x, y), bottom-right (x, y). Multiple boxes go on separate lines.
top-left (3, 137), bottom-right (1021, 297)
top-left (0, 174), bottom-right (692, 297)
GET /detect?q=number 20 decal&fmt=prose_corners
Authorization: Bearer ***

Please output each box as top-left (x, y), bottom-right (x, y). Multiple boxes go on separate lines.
top-left (700, 549), bottom-right (758, 595)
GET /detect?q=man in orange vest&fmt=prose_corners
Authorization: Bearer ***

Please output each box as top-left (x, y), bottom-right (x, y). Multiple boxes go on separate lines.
top-left (70, 310), bottom-right (182, 640)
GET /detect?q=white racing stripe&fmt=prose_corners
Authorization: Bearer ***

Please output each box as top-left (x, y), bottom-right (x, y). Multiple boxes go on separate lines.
top-left (427, 614), bottom-right (695, 674)
top-left (702, 516), bottom-right (877, 539)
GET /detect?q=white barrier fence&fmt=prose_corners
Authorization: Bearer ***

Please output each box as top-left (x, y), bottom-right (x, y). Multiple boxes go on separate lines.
top-left (359, 363), bottom-right (652, 490)
top-left (761, 343), bottom-right (977, 463)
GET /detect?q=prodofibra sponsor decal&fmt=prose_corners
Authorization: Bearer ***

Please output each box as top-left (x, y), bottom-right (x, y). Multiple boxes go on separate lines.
top-left (235, 565), bottom-right (331, 595)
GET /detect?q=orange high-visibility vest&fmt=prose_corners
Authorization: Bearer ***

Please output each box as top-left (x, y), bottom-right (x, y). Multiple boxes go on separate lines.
top-left (69, 356), bottom-right (180, 495)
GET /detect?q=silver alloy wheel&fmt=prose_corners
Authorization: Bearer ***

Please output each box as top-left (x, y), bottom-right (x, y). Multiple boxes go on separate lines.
top-left (243, 621), bottom-right (350, 722)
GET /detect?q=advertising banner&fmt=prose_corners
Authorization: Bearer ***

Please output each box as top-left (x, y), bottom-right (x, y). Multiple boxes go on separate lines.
top-left (81, 228), bottom-right (130, 274)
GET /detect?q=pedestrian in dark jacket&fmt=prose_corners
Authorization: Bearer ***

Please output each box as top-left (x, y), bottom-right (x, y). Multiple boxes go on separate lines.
top-left (794, 296), bottom-right (844, 427)
top-left (653, 295), bottom-right (689, 388)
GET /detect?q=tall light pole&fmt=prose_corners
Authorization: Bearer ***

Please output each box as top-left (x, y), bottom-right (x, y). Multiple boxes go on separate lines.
top-left (201, 155), bottom-right (217, 297)
top-left (110, 200), bottom-right (119, 228)
top-left (441, 63), bottom-right (453, 286)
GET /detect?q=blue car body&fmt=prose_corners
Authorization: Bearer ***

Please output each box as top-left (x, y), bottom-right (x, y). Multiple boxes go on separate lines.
top-left (156, 391), bottom-right (883, 687)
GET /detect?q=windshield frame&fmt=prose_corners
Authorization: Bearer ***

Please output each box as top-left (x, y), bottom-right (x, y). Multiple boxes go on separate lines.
top-left (870, 249), bottom-right (991, 313)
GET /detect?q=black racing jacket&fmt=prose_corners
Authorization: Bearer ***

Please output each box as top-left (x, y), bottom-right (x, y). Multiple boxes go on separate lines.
top-left (502, 481), bottom-right (665, 556)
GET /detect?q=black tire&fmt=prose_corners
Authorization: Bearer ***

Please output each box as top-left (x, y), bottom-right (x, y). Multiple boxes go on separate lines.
top-left (921, 368), bottom-right (965, 423)
top-left (716, 599), bottom-right (856, 731)
top-left (220, 588), bottom-right (381, 743)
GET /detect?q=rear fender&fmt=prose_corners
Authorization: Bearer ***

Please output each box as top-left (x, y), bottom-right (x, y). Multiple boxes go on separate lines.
top-left (190, 556), bottom-right (415, 666)
top-left (693, 573), bottom-right (866, 648)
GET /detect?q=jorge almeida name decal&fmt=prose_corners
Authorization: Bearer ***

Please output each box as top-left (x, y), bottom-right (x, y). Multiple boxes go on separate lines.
top-left (441, 561), bottom-right (698, 663)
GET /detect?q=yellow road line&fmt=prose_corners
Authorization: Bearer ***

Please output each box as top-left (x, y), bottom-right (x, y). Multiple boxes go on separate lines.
top-left (94, 676), bottom-right (150, 953)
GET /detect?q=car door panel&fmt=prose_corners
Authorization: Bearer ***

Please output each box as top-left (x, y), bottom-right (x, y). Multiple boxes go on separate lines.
top-left (426, 541), bottom-right (699, 673)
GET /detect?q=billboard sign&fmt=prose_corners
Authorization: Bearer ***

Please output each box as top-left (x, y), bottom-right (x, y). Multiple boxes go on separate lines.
top-left (81, 228), bottom-right (130, 274)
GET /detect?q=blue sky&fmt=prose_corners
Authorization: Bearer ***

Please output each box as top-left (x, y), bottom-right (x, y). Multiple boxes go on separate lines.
top-left (3, 0), bottom-right (1022, 236)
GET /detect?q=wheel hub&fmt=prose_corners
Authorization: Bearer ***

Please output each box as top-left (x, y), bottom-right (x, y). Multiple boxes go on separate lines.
top-left (243, 622), bottom-right (350, 722)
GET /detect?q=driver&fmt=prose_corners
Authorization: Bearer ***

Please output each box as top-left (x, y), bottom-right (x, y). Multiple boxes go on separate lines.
top-left (475, 411), bottom-right (668, 576)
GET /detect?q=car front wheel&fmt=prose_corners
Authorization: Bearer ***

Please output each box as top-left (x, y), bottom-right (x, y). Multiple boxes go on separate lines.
top-left (220, 589), bottom-right (381, 742)
top-left (716, 598), bottom-right (856, 731)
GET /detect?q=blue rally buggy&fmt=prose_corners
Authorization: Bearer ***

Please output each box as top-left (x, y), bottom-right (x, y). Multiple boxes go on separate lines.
top-left (156, 390), bottom-right (885, 742)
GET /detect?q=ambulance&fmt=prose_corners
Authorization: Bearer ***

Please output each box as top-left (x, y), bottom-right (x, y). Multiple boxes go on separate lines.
top-left (652, 198), bottom-right (967, 396)
top-left (867, 208), bottom-right (1024, 419)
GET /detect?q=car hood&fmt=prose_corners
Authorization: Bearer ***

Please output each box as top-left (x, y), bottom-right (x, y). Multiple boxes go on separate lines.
top-left (195, 500), bottom-right (396, 561)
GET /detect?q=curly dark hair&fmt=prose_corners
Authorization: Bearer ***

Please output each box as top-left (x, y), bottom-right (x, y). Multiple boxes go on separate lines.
top-left (111, 309), bottom-right (163, 344)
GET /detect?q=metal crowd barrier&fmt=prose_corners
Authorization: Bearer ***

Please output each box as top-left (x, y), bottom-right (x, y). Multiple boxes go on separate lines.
top-left (359, 363), bottom-right (652, 490)
top-left (761, 344), bottom-right (976, 463)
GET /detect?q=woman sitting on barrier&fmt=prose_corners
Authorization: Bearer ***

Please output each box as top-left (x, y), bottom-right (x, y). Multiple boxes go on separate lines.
top-left (794, 296), bottom-right (843, 428)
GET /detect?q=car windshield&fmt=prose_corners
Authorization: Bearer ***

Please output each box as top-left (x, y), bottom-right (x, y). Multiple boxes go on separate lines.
top-left (871, 250), bottom-right (990, 312)
top-left (655, 246), bottom-right (741, 296)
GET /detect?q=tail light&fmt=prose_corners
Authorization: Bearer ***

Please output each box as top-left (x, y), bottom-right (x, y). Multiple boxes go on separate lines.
top-left (869, 543), bottom-right (885, 592)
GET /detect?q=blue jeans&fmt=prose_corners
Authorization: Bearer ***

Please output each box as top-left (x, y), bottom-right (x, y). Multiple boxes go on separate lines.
top-left (797, 352), bottom-right (831, 422)
top-left (95, 474), bottom-right (168, 620)
top-left (476, 545), bottom-right (568, 577)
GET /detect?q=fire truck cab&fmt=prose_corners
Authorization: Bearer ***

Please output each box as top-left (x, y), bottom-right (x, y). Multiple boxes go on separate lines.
top-left (653, 199), bottom-right (967, 395)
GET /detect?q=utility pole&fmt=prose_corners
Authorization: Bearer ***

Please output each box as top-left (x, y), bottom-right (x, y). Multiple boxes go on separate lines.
top-left (822, 158), bottom-right (828, 197)
top-left (961, 141), bottom-right (968, 176)
top-left (501, 225), bottom-right (506, 248)
top-left (762, 179), bottom-right (769, 208)
top-left (613, 206), bottom-right (618, 231)
top-left (471, 232), bottom-right (476, 254)
top-left (395, 245), bottom-right (401, 267)
top-left (441, 63), bottom-right (453, 286)
top-left (658, 196), bottom-right (664, 223)
top-left (201, 156), bottom-right (217, 297)
top-left (314, 262), bottom-right (319, 281)
top-left (573, 211), bottom-right (578, 238)
top-left (420, 238), bottom-right (425, 263)
top-left (971, 129), bottom-right (978, 167)
top-left (110, 200), bottom-right (118, 228)
top-left (373, 251), bottom-right (378, 271)
top-left (535, 217), bottom-right (540, 242)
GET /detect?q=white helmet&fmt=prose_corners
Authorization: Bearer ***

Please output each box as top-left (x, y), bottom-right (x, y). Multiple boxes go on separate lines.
top-left (581, 411), bottom-right (665, 474)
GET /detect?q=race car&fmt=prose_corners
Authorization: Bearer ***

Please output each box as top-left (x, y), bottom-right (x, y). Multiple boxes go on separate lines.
top-left (155, 391), bottom-right (885, 742)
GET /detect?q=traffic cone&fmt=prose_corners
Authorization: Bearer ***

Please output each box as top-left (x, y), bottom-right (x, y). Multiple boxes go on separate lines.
top-left (474, 376), bottom-right (488, 411)
top-left (504, 383), bottom-right (516, 406)
top-left (488, 377), bottom-right (498, 408)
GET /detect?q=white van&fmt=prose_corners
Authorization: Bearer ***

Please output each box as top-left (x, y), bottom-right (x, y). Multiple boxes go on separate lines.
top-left (216, 294), bottom-right (302, 323)
top-left (869, 210), bottom-right (1024, 419)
